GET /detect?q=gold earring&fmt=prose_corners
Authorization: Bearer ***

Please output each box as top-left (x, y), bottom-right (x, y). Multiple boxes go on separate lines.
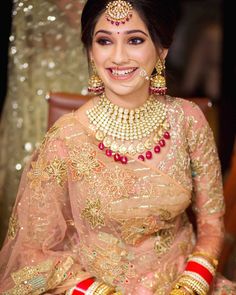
top-left (149, 59), bottom-right (167, 95)
top-left (88, 60), bottom-right (105, 94)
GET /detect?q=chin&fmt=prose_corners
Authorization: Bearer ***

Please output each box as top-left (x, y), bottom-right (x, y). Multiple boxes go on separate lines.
top-left (110, 88), bottom-right (135, 97)
top-left (104, 80), bottom-right (147, 97)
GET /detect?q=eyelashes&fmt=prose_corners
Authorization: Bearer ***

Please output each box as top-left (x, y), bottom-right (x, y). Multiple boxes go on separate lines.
top-left (129, 37), bottom-right (145, 45)
top-left (96, 38), bottom-right (111, 45)
top-left (95, 37), bottom-right (145, 46)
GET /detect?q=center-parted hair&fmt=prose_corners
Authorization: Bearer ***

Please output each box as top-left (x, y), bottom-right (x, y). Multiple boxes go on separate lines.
top-left (81, 0), bottom-right (180, 52)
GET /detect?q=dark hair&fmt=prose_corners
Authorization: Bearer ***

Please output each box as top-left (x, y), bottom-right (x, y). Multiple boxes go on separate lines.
top-left (81, 0), bottom-right (180, 52)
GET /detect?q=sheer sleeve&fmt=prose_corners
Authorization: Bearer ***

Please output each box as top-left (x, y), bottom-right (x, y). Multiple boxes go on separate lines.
top-left (0, 124), bottom-right (91, 294)
top-left (185, 102), bottom-right (225, 258)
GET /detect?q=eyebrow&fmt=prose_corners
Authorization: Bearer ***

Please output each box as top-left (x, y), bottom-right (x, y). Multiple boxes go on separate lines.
top-left (94, 29), bottom-right (148, 37)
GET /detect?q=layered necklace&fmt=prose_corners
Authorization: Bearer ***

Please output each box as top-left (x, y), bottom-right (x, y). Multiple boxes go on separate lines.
top-left (86, 93), bottom-right (170, 164)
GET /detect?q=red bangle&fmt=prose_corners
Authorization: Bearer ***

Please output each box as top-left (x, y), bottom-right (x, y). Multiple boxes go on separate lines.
top-left (185, 261), bottom-right (213, 284)
top-left (71, 277), bottom-right (95, 295)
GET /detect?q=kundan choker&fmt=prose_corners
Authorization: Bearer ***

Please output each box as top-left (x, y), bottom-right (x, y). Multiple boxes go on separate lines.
top-left (86, 94), bottom-right (170, 164)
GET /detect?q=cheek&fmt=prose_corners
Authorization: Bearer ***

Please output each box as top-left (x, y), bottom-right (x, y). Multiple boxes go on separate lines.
top-left (131, 45), bottom-right (157, 66)
top-left (91, 44), bottom-right (111, 64)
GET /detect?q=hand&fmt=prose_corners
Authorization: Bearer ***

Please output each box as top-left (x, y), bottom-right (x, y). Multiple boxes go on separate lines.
top-left (179, 286), bottom-right (194, 295)
top-left (133, 285), bottom-right (154, 295)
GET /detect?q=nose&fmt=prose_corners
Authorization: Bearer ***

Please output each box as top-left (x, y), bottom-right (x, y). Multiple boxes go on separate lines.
top-left (111, 43), bottom-right (129, 65)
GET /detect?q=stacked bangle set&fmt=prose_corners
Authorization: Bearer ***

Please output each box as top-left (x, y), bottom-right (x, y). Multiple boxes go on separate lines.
top-left (171, 251), bottom-right (218, 295)
top-left (66, 252), bottom-right (217, 295)
top-left (65, 277), bottom-right (122, 295)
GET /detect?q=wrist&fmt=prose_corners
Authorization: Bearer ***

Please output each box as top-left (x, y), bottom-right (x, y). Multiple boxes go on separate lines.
top-left (65, 277), bottom-right (116, 295)
top-left (171, 251), bottom-right (217, 295)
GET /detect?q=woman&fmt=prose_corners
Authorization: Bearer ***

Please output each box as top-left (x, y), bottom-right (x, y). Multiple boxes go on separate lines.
top-left (0, 0), bottom-right (235, 294)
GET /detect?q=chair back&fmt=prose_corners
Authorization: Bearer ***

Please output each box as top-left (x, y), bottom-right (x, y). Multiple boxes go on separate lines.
top-left (47, 91), bottom-right (92, 129)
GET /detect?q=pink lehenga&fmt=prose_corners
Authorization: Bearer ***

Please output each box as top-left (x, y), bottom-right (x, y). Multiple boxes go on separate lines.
top-left (0, 97), bottom-right (235, 294)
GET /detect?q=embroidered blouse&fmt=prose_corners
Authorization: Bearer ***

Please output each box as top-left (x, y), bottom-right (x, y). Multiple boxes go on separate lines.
top-left (0, 97), bottom-right (235, 295)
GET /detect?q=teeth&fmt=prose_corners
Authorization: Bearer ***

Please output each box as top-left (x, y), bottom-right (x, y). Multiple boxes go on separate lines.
top-left (111, 68), bottom-right (135, 76)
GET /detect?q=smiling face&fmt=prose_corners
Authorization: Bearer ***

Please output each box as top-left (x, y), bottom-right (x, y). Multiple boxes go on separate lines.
top-left (90, 10), bottom-right (166, 103)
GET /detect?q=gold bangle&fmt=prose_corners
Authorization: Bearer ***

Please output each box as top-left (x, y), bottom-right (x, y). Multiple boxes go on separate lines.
top-left (174, 282), bottom-right (195, 295)
top-left (190, 251), bottom-right (218, 268)
top-left (182, 285), bottom-right (196, 295)
top-left (93, 283), bottom-right (115, 295)
top-left (170, 289), bottom-right (189, 295)
top-left (178, 276), bottom-right (207, 295)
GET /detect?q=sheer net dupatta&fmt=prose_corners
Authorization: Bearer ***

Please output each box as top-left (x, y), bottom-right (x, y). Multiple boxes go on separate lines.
top-left (0, 120), bottom-right (90, 294)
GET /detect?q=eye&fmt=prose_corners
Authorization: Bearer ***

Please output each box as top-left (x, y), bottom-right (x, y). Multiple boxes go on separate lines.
top-left (128, 37), bottom-right (145, 45)
top-left (96, 38), bottom-right (112, 45)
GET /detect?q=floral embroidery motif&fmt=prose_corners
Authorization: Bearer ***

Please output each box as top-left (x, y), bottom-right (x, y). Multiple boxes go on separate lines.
top-left (80, 238), bottom-right (135, 286)
top-left (27, 159), bottom-right (50, 190)
top-left (46, 158), bottom-right (67, 186)
top-left (100, 166), bottom-right (136, 200)
top-left (154, 228), bottom-right (175, 256)
top-left (7, 215), bottom-right (19, 240)
top-left (69, 144), bottom-right (104, 181)
top-left (81, 198), bottom-right (105, 228)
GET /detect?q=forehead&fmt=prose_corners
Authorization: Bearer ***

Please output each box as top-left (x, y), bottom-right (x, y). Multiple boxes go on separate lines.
top-left (94, 10), bottom-right (149, 34)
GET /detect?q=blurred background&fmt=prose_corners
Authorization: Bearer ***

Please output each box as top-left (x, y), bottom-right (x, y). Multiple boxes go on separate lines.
top-left (0, 0), bottom-right (235, 281)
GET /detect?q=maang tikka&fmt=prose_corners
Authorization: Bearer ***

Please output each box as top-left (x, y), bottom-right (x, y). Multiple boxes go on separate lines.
top-left (105, 0), bottom-right (133, 26)
top-left (88, 60), bottom-right (105, 94)
top-left (149, 59), bottom-right (167, 95)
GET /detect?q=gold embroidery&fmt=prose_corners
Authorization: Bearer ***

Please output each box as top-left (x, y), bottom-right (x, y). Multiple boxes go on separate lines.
top-left (189, 125), bottom-right (225, 214)
top-left (100, 166), bottom-right (136, 200)
top-left (40, 125), bottom-right (60, 150)
top-left (153, 264), bottom-right (179, 295)
top-left (82, 198), bottom-right (105, 228)
top-left (46, 158), bottom-right (67, 186)
top-left (69, 144), bottom-right (104, 181)
top-left (7, 215), bottom-right (19, 240)
top-left (190, 159), bottom-right (204, 176)
top-left (80, 239), bottom-right (135, 286)
top-left (7, 258), bottom-right (74, 295)
top-left (3, 283), bottom-right (34, 295)
top-left (119, 216), bottom-right (160, 245)
top-left (138, 263), bottom-right (179, 294)
top-left (27, 159), bottom-right (50, 190)
top-left (47, 257), bottom-right (74, 289)
top-left (159, 209), bottom-right (172, 221)
top-left (11, 260), bottom-right (53, 285)
top-left (154, 228), bottom-right (174, 256)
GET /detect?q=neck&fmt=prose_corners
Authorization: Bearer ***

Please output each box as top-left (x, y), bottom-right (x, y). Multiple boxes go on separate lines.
top-left (104, 85), bottom-right (151, 109)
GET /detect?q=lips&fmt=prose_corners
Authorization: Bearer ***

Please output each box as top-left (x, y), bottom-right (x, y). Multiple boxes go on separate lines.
top-left (107, 67), bottom-right (138, 80)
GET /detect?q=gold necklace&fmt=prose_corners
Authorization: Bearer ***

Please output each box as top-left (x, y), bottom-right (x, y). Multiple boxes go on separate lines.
top-left (86, 93), bottom-right (170, 164)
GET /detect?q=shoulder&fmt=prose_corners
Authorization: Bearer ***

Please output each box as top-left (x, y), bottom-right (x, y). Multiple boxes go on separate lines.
top-left (40, 111), bottom-right (89, 151)
top-left (167, 96), bottom-right (209, 127)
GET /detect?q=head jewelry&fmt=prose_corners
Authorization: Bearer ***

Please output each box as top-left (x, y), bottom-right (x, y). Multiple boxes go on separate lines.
top-left (105, 0), bottom-right (133, 26)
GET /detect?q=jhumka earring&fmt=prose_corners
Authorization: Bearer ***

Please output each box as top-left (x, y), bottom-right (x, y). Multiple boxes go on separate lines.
top-left (149, 59), bottom-right (167, 95)
top-left (105, 0), bottom-right (133, 26)
top-left (88, 60), bottom-right (104, 94)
